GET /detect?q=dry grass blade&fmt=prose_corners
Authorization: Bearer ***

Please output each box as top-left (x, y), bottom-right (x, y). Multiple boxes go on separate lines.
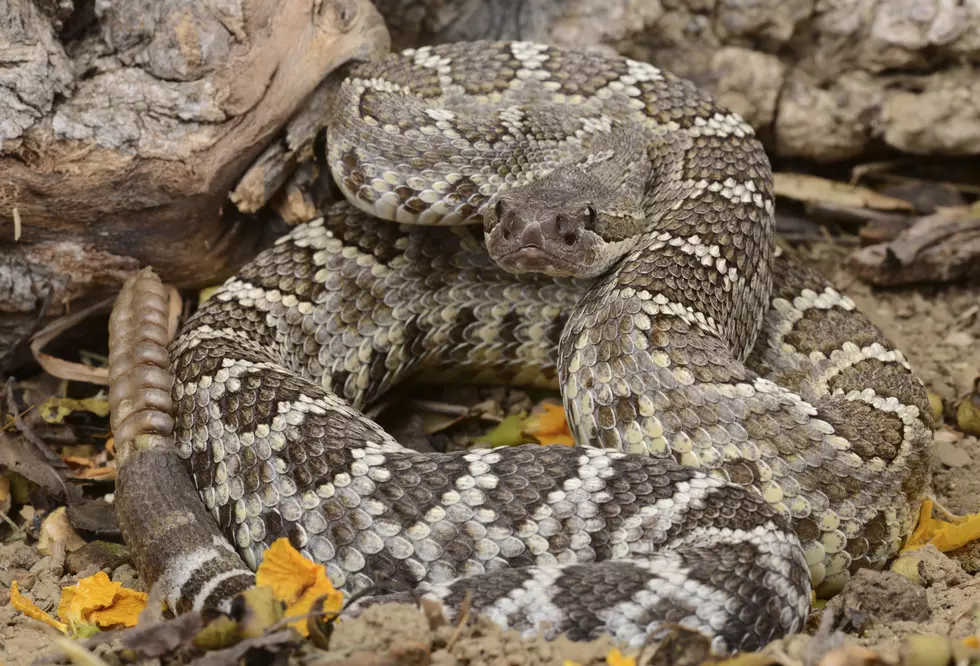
top-left (28, 283), bottom-right (181, 386)
top-left (166, 283), bottom-right (182, 341)
top-left (50, 632), bottom-right (113, 666)
top-left (29, 296), bottom-right (115, 385)
top-left (445, 591), bottom-right (472, 652)
top-left (774, 173), bottom-right (914, 212)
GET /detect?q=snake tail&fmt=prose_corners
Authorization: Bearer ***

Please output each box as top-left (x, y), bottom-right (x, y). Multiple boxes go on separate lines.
top-left (108, 268), bottom-right (255, 614)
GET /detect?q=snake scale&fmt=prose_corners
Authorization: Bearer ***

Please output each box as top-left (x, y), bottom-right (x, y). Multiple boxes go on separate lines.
top-left (107, 40), bottom-right (934, 654)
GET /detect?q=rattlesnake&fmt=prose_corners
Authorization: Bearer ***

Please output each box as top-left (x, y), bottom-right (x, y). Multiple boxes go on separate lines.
top-left (107, 41), bottom-right (933, 654)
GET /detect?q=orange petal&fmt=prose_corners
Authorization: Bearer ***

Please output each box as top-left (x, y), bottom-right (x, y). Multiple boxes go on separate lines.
top-left (904, 500), bottom-right (940, 550)
top-left (57, 586), bottom-right (78, 625)
top-left (256, 538), bottom-right (325, 604)
top-left (903, 499), bottom-right (980, 553)
top-left (606, 648), bottom-right (636, 666)
top-left (931, 514), bottom-right (980, 552)
top-left (62, 455), bottom-right (95, 467)
top-left (10, 581), bottom-right (68, 634)
top-left (86, 588), bottom-right (147, 628)
top-left (69, 572), bottom-right (121, 617)
top-left (283, 568), bottom-right (345, 636)
top-left (522, 402), bottom-right (574, 446)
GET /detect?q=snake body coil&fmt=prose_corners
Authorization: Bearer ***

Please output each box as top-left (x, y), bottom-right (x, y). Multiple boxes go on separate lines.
top-left (109, 41), bottom-right (933, 654)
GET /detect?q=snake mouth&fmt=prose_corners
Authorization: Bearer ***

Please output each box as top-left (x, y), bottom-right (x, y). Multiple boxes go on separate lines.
top-left (494, 245), bottom-right (588, 277)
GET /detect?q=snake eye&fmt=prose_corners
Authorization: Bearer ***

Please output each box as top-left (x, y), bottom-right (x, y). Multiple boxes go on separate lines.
top-left (584, 204), bottom-right (597, 229)
top-left (494, 200), bottom-right (505, 218)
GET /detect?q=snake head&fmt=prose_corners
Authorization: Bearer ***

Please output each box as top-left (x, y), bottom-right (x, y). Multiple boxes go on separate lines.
top-left (484, 169), bottom-right (645, 279)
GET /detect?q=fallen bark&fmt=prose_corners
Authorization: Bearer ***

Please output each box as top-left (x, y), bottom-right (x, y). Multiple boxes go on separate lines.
top-left (849, 206), bottom-right (980, 286)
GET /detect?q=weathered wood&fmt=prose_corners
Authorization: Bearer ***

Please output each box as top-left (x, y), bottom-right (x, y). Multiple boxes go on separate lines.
top-left (849, 206), bottom-right (980, 286)
top-left (0, 0), bottom-right (389, 366)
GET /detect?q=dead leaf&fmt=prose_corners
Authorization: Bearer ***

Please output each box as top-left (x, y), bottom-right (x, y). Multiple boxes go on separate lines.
top-left (66, 500), bottom-right (121, 538)
top-left (0, 431), bottom-right (69, 500)
top-left (116, 612), bottom-right (204, 658)
top-left (477, 413), bottom-right (531, 448)
top-left (774, 173), bottom-right (914, 211)
top-left (49, 634), bottom-right (113, 666)
top-left (848, 205), bottom-right (980, 286)
top-left (238, 586), bottom-right (285, 639)
top-left (900, 635), bottom-right (954, 666)
top-left (39, 396), bottom-right (110, 425)
top-left (956, 378), bottom-right (980, 436)
top-left (890, 552), bottom-right (925, 586)
top-left (194, 615), bottom-right (245, 651)
top-left (199, 285), bottom-right (222, 303)
top-left (816, 645), bottom-right (885, 666)
top-left (38, 506), bottom-right (87, 555)
top-left (0, 474), bottom-right (10, 517)
top-left (29, 297), bottom-right (115, 386)
top-left (187, 630), bottom-right (295, 666)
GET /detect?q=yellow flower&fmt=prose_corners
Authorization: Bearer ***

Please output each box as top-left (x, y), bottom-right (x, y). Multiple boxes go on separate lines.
top-left (607, 648), bottom-right (636, 666)
top-left (9, 572), bottom-right (146, 636)
top-left (256, 538), bottom-right (345, 636)
top-left (522, 402), bottom-right (575, 446)
top-left (9, 581), bottom-right (68, 634)
top-left (58, 571), bottom-right (147, 630)
top-left (903, 499), bottom-right (980, 553)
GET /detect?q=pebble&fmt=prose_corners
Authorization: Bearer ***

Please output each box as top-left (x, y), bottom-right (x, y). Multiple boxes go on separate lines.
top-left (943, 330), bottom-right (975, 347)
top-left (935, 439), bottom-right (971, 468)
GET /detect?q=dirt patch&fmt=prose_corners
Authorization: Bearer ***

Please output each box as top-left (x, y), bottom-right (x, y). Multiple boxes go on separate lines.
top-left (2, 242), bottom-right (979, 666)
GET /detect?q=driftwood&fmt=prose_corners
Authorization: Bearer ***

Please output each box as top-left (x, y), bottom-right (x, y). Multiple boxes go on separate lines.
top-left (0, 0), bottom-right (389, 369)
top-left (849, 205), bottom-right (980, 286)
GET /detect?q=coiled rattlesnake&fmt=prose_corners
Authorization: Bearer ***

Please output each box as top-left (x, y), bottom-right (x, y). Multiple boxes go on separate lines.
top-left (108, 41), bottom-right (933, 655)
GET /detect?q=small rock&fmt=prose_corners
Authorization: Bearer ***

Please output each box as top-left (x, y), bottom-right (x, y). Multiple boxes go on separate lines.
top-left (832, 569), bottom-right (931, 623)
top-left (933, 429), bottom-right (963, 444)
top-left (944, 331), bottom-right (975, 347)
top-left (66, 540), bottom-right (130, 574)
top-left (936, 439), bottom-right (972, 467)
top-left (11, 571), bottom-right (36, 590)
top-left (891, 544), bottom-right (972, 588)
top-left (28, 556), bottom-right (53, 575)
top-left (112, 564), bottom-right (144, 592)
top-left (331, 604), bottom-right (433, 654)
top-left (895, 302), bottom-right (915, 318)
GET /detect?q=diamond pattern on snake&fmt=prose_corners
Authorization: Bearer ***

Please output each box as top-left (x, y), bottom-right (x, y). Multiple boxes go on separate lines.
top-left (154, 41), bottom-right (933, 654)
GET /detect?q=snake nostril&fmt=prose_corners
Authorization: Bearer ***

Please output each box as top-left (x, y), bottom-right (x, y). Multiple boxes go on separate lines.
top-left (502, 227), bottom-right (512, 241)
top-left (563, 232), bottom-right (578, 246)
